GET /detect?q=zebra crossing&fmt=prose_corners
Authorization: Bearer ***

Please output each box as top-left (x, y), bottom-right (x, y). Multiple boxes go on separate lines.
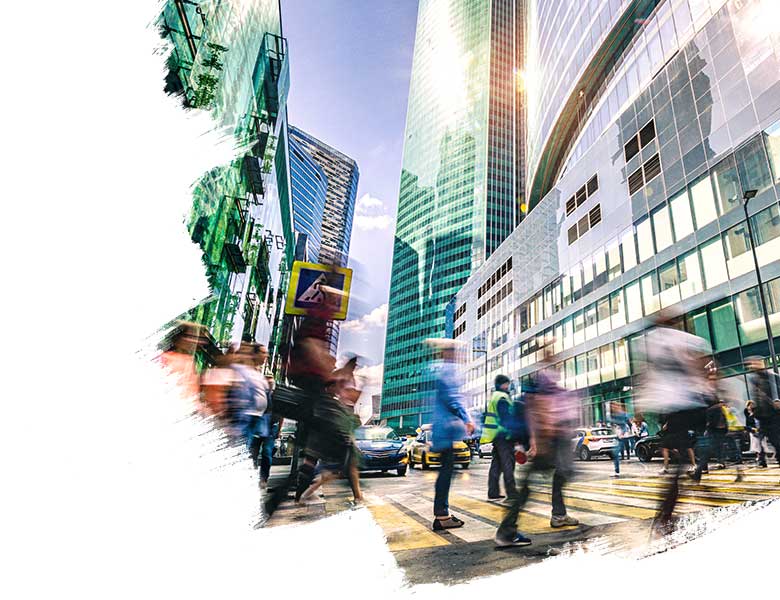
top-left (266, 463), bottom-right (780, 553)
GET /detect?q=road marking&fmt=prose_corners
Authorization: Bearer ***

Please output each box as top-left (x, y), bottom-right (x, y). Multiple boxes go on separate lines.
top-left (458, 490), bottom-right (625, 527)
top-left (365, 499), bottom-right (450, 552)
top-left (392, 493), bottom-right (496, 543)
top-left (441, 493), bottom-right (580, 533)
top-left (610, 477), bottom-right (780, 498)
top-left (567, 481), bottom-right (740, 507)
top-left (529, 488), bottom-right (661, 519)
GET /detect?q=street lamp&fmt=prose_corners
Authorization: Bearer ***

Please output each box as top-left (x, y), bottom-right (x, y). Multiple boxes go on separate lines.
top-left (742, 189), bottom-right (780, 399)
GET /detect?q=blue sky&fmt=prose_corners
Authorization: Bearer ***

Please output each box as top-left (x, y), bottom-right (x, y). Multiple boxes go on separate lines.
top-left (282, 1), bottom-right (419, 375)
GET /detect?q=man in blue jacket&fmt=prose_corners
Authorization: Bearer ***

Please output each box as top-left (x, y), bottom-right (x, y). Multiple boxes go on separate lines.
top-left (425, 338), bottom-right (474, 531)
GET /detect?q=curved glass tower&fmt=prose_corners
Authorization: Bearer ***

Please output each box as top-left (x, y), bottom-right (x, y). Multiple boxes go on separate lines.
top-left (381, 0), bottom-right (527, 430)
top-left (289, 133), bottom-right (327, 261)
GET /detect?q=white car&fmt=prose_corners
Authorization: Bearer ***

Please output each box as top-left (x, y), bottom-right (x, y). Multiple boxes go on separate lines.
top-left (572, 427), bottom-right (618, 460)
top-left (478, 442), bottom-right (493, 458)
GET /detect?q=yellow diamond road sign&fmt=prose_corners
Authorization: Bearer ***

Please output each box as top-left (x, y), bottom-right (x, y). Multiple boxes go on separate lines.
top-left (284, 261), bottom-right (353, 320)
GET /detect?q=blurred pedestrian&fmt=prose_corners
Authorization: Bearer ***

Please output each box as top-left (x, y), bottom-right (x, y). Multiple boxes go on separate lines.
top-left (745, 357), bottom-right (780, 468)
top-left (745, 400), bottom-right (770, 466)
top-left (158, 321), bottom-right (205, 401)
top-left (495, 344), bottom-right (579, 548)
top-left (483, 374), bottom-right (518, 501)
top-left (636, 312), bottom-right (711, 534)
top-left (426, 338), bottom-right (474, 531)
top-left (689, 364), bottom-right (730, 482)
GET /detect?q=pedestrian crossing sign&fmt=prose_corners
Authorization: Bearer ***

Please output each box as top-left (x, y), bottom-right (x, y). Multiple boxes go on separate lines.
top-left (284, 261), bottom-right (353, 320)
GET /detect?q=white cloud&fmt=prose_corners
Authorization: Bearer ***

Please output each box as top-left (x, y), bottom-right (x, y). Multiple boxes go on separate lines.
top-left (354, 214), bottom-right (394, 230)
top-left (341, 303), bottom-right (388, 333)
top-left (356, 193), bottom-right (385, 214)
top-left (355, 363), bottom-right (383, 388)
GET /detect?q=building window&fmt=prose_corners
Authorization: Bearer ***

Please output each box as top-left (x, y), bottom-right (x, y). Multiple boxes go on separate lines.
top-left (711, 155), bottom-right (741, 216)
top-left (597, 297), bottom-right (611, 336)
top-left (678, 249), bottom-right (703, 299)
top-left (621, 228), bottom-right (638, 271)
top-left (751, 204), bottom-right (780, 267)
top-left (690, 173), bottom-right (717, 228)
top-left (643, 153), bottom-right (661, 183)
top-left (658, 260), bottom-right (681, 308)
top-left (734, 287), bottom-right (765, 345)
top-left (709, 298), bottom-right (740, 352)
top-left (610, 289), bottom-right (626, 329)
top-left (651, 204), bottom-right (673, 252)
top-left (723, 222), bottom-right (753, 279)
top-left (641, 271), bottom-right (660, 316)
top-left (670, 189), bottom-right (694, 241)
top-left (636, 217), bottom-right (654, 263)
top-left (607, 239), bottom-right (621, 281)
top-left (700, 236), bottom-right (729, 289)
top-left (625, 280), bottom-right (642, 323)
top-left (765, 121), bottom-right (780, 185)
top-left (624, 135), bottom-right (640, 162)
top-left (587, 174), bottom-right (599, 196)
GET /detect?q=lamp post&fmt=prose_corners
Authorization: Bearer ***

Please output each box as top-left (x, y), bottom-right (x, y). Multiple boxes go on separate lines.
top-left (742, 189), bottom-right (780, 399)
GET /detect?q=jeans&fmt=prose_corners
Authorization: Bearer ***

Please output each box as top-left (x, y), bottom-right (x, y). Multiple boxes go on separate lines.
top-left (612, 442), bottom-right (621, 473)
top-left (497, 436), bottom-right (569, 540)
top-left (694, 430), bottom-right (726, 477)
top-left (619, 438), bottom-right (631, 459)
top-left (433, 448), bottom-right (455, 517)
top-left (488, 438), bottom-right (517, 498)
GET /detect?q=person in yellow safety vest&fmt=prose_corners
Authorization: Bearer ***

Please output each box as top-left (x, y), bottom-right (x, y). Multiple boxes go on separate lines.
top-left (482, 374), bottom-right (518, 501)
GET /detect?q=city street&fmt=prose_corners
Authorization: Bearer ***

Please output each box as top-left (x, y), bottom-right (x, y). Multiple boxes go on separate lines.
top-left (267, 455), bottom-right (780, 584)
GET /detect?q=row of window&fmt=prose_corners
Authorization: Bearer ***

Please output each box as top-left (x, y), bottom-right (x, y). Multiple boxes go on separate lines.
top-left (624, 119), bottom-right (656, 163)
top-left (454, 302), bottom-right (467, 322)
top-left (515, 205), bottom-right (780, 353)
top-left (478, 256), bottom-right (512, 299)
top-left (516, 132), bottom-right (779, 335)
top-left (477, 280), bottom-right (513, 320)
top-left (627, 153), bottom-right (662, 196)
top-left (567, 204), bottom-right (602, 245)
top-left (565, 173), bottom-right (599, 216)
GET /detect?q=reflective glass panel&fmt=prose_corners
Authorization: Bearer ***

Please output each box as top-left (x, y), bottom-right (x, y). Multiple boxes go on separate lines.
top-left (670, 189), bottom-right (694, 240)
top-left (734, 287), bottom-right (766, 345)
top-left (700, 236), bottom-right (729, 288)
top-left (658, 260), bottom-right (681, 308)
top-left (597, 297), bottom-right (611, 336)
top-left (621, 228), bottom-right (638, 271)
top-left (607, 239), bottom-right (622, 280)
top-left (610, 289), bottom-right (626, 329)
top-left (585, 303), bottom-right (598, 340)
top-left (709, 297), bottom-right (740, 352)
top-left (712, 155), bottom-right (741, 215)
top-left (614, 339), bottom-right (629, 378)
top-left (636, 217), bottom-right (654, 262)
top-left (625, 280), bottom-right (643, 322)
top-left (600, 344), bottom-right (615, 382)
top-left (690, 174), bottom-right (718, 228)
top-left (678, 249), bottom-right (703, 299)
top-left (652, 204), bottom-right (674, 252)
top-left (641, 271), bottom-right (660, 315)
top-left (724, 222), bottom-right (753, 278)
top-left (751, 204), bottom-right (780, 267)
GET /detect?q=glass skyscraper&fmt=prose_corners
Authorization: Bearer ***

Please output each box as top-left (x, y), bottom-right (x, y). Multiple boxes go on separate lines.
top-left (381, 0), bottom-right (527, 430)
top-left (289, 133), bottom-right (328, 262)
top-left (288, 126), bottom-right (359, 355)
top-left (452, 0), bottom-right (780, 431)
top-left (158, 0), bottom-right (296, 369)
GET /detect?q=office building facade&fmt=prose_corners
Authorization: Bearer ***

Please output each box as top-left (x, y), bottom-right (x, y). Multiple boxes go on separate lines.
top-left (381, 0), bottom-right (527, 430)
top-left (453, 0), bottom-right (780, 427)
top-left (158, 0), bottom-right (296, 368)
top-left (288, 126), bottom-right (359, 355)
top-left (290, 134), bottom-right (328, 262)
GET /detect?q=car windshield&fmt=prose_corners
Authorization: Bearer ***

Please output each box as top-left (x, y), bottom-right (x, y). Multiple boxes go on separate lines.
top-left (592, 429), bottom-right (612, 436)
top-left (355, 427), bottom-right (399, 441)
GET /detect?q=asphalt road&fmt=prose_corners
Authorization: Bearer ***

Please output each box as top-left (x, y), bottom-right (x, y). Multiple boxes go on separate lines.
top-left (266, 453), bottom-right (780, 584)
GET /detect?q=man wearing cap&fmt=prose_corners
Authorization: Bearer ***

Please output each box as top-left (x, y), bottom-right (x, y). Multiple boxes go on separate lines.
top-left (482, 374), bottom-right (518, 501)
top-left (426, 338), bottom-right (475, 531)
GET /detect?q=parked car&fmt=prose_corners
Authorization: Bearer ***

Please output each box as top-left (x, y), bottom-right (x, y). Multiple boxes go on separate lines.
top-left (408, 426), bottom-right (471, 469)
top-left (634, 430), bottom-right (749, 462)
top-left (572, 427), bottom-right (618, 461)
top-left (354, 426), bottom-right (408, 476)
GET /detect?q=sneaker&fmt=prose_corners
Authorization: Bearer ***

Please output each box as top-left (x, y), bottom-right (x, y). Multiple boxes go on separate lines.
top-left (717, 463), bottom-right (726, 470)
top-left (659, 467), bottom-right (669, 475)
top-left (432, 515), bottom-right (464, 531)
top-left (495, 533), bottom-right (532, 547)
top-left (610, 473), bottom-right (620, 478)
top-left (550, 514), bottom-right (579, 528)
top-left (487, 494), bottom-right (506, 501)
top-left (757, 463), bottom-right (768, 469)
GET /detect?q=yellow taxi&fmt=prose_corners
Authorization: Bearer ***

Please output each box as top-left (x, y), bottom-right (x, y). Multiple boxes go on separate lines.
top-left (407, 425), bottom-right (471, 470)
